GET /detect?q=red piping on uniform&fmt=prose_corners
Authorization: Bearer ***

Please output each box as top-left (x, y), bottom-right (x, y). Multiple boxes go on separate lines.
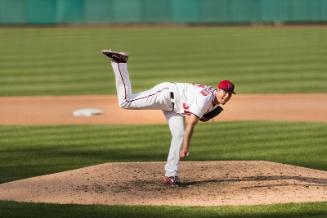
top-left (117, 63), bottom-right (127, 100)
top-left (127, 87), bottom-right (169, 103)
top-left (117, 63), bottom-right (169, 103)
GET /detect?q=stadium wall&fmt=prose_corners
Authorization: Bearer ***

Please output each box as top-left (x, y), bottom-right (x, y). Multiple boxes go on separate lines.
top-left (0, 0), bottom-right (327, 24)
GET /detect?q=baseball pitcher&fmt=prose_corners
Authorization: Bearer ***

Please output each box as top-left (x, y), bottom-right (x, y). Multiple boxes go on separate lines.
top-left (102, 49), bottom-right (235, 187)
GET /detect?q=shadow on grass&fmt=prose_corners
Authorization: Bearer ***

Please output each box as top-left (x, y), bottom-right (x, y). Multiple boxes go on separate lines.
top-left (182, 175), bottom-right (327, 188)
top-left (0, 147), bottom-right (167, 183)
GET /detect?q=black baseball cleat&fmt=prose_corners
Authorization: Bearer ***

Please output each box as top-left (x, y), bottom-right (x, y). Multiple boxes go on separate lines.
top-left (101, 49), bottom-right (128, 63)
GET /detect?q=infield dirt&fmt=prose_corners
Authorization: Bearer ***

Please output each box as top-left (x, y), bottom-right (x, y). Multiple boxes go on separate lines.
top-left (0, 94), bottom-right (326, 125)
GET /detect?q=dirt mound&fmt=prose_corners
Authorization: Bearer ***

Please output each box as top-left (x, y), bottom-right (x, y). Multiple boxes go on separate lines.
top-left (0, 161), bottom-right (326, 206)
top-left (0, 94), bottom-right (326, 125)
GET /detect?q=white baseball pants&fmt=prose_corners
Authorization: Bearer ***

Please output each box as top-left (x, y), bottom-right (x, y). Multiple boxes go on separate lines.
top-left (111, 62), bottom-right (184, 177)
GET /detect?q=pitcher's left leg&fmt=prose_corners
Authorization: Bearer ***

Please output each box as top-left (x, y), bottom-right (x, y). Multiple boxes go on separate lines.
top-left (163, 111), bottom-right (185, 177)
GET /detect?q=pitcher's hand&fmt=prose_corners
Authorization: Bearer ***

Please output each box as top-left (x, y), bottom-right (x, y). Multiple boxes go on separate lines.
top-left (180, 149), bottom-right (189, 158)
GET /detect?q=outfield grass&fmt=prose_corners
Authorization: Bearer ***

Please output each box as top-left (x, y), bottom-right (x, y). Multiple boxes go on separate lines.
top-left (0, 27), bottom-right (326, 96)
top-left (1, 26), bottom-right (326, 218)
top-left (0, 122), bottom-right (326, 183)
top-left (0, 201), bottom-right (326, 218)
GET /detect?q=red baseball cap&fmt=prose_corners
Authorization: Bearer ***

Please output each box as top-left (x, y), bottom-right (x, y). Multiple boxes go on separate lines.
top-left (217, 80), bottom-right (236, 94)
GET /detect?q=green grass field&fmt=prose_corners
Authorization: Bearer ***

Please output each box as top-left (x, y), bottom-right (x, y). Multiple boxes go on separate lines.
top-left (0, 26), bottom-right (326, 217)
top-left (1, 201), bottom-right (326, 218)
top-left (0, 122), bottom-right (326, 217)
top-left (1, 122), bottom-right (326, 183)
top-left (0, 27), bottom-right (326, 96)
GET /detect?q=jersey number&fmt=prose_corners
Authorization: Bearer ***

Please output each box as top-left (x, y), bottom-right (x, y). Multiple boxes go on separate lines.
top-left (197, 84), bottom-right (212, 96)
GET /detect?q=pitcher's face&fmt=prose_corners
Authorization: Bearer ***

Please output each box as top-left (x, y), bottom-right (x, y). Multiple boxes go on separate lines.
top-left (216, 89), bottom-right (232, 105)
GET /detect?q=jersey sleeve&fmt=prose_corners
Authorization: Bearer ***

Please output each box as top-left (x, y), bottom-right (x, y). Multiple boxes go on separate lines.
top-left (188, 95), bottom-right (210, 118)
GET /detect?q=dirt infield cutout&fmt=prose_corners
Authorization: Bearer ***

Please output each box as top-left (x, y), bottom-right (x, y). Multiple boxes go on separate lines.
top-left (0, 161), bottom-right (326, 206)
top-left (0, 94), bottom-right (326, 125)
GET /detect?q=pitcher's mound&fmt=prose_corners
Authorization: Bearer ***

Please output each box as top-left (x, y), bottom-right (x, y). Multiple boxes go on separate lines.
top-left (0, 161), bottom-right (326, 206)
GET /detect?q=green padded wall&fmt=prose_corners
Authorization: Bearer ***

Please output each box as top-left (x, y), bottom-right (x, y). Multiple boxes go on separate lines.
top-left (0, 0), bottom-right (327, 24)
top-left (0, 0), bottom-right (26, 24)
top-left (261, 0), bottom-right (289, 22)
top-left (26, 0), bottom-right (56, 23)
top-left (84, 0), bottom-right (113, 23)
top-left (112, 0), bottom-right (141, 23)
top-left (323, 0), bottom-right (327, 20)
top-left (200, 0), bottom-right (230, 23)
top-left (141, 0), bottom-right (172, 23)
top-left (290, 0), bottom-right (321, 21)
top-left (57, 0), bottom-right (84, 23)
top-left (172, 0), bottom-right (199, 23)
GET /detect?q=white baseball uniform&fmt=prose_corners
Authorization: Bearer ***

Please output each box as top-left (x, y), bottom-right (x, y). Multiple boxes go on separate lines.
top-left (111, 62), bottom-right (217, 177)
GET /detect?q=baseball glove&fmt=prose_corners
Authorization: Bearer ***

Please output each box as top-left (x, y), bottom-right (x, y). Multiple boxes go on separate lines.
top-left (200, 106), bottom-right (223, 122)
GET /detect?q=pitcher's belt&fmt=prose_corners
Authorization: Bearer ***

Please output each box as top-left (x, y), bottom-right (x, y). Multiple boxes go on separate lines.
top-left (170, 92), bottom-right (175, 111)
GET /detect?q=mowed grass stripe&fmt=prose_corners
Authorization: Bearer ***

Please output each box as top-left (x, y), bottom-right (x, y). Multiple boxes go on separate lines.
top-left (1, 46), bottom-right (325, 60)
top-left (2, 52), bottom-right (325, 70)
top-left (0, 28), bottom-right (325, 50)
top-left (129, 79), bottom-right (327, 93)
top-left (0, 122), bottom-right (326, 183)
top-left (0, 27), bottom-right (326, 95)
top-left (0, 83), bottom-right (111, 95)
top-left (0, 201), bottom-right (326, 218)
top-left (2, 61), bottom-right (325, 78)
